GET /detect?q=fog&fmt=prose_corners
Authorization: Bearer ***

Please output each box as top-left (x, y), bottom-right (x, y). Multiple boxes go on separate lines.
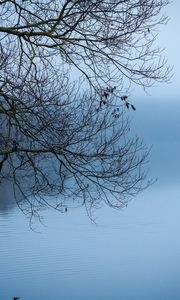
top-left (0, 1), bottom-right (180, 300)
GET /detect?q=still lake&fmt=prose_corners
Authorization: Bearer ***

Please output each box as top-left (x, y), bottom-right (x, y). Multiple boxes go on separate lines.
top-left (1, 100), bottom-right (180, 300)
top-left (1, 183), bottom-right (180, 300)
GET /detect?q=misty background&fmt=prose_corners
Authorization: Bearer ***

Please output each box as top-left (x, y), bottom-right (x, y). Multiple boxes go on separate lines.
top-left (0, 1), bottom-right (180, 300)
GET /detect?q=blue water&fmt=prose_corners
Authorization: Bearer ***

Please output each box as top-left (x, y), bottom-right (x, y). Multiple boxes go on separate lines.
top-left (1, 100), bottom-right (180, 300)
top-left (0, 183), bottom-right (180, 300)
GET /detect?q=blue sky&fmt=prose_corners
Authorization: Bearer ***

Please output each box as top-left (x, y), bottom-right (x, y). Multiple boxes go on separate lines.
top-left (141, 0), bottom-right (180, 100)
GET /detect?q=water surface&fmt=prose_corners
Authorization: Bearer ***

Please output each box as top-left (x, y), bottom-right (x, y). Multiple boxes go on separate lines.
top-left (0, 183), bottom-right (180, 300)
top-left (1, 100), bottom-right (180, 300)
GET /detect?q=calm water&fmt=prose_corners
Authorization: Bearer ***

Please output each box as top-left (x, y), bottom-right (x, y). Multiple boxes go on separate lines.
top-left (0, 184), bottom-right (180, 300)
top-left (1, 100), bottom-right (180, 300)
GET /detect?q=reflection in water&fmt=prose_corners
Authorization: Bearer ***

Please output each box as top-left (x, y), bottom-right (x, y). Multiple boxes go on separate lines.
top-left (0, 184), bottom-right (180, 300)
top-left (0, 180), bottom-right (16, 212)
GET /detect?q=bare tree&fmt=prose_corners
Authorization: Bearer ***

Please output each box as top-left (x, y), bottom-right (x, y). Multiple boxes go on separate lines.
top-left (0, 0), bottom-right (170, 87)
top-left (0, 0), bottom-right (170, 219)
